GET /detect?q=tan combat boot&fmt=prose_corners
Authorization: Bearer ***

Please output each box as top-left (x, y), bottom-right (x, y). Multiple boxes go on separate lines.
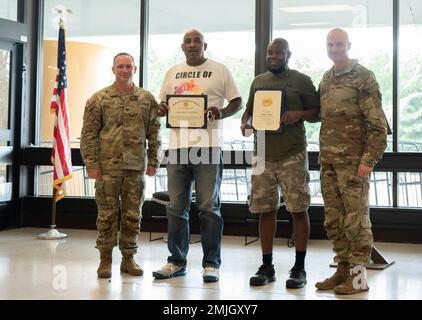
top-left (334, 266), bottom-right (369, 295)
top-left (315, 262), bottom-right (350, 290)
top-left (97, 251), bottom-right (112, 278)
top-left (120, 253), bottom-right (144, 276)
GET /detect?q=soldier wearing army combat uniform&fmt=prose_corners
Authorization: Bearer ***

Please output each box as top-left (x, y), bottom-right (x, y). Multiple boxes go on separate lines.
top-left (81, 52), bottom-right (161, 278)
top-left (316, 29), bottom-right (387, 294)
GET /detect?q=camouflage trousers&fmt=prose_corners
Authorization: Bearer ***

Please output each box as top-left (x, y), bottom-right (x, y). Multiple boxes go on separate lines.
top-left (249, 151), bottom-right (311, 214)
top-left (95, 171), bottom-right (145, 255)
top-left (321, 163), bottom-right (373, 265)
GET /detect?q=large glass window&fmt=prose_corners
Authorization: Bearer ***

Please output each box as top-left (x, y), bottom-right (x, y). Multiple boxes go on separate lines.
top-left (145, 0), bottom-right (255, 201)
top-left (147, 0), bottom-right (255, 151)
top-left (0, 48), bottom-right (10, 131)
top-left (33, 1), bottom-right (420, 210)
top-left (273, 0), bottom-right (393, 151)
top-left (0, 48), bottom-right (11, 201)
top-left (37, 0), bottom-right (141, 197)
top-left (40, 0), bottom-right (141, 148)
top-left (0, 0), bottom-right (17, 21)
top-left (38, 165), bottom-right (93, 197)
top-left (309, 171), bottom-right (392, 207)
top-left (399, 0), bottom-right (422, 152)
top-left (273, 0), bottom-right (393, 206)
top-left (399, 173), bottom-right (422, 207)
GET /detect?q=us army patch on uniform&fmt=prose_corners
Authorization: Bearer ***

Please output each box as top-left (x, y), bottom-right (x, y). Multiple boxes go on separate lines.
top-left (85, 98), bottom-right (93, 108)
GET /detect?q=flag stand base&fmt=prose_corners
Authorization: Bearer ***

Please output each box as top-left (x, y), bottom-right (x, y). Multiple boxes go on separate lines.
top-left (38, 225), bottom-right (68, 240)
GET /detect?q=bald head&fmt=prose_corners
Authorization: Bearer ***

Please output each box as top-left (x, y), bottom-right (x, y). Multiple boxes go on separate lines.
top-left (182, 29), bottom-right (207, 66)
top-left (269, 38), bottom-right (290, 52)
top-left (326, 28), bottom-right (351, 67)
top-left (327, 28), bottom-right (350, 43)
top-left (183, 29), bottom-right (205, 42)
top-left (266, 38), bottom-right (291, 73)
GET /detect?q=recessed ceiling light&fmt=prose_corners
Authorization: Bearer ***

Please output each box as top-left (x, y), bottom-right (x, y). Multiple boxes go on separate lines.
top-left (289, 22), bottom-right (330, 27)
top-left (279, 5), bottom-right (353, 13)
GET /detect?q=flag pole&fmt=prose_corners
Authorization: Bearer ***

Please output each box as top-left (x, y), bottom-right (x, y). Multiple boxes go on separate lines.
top-left (38, 188), bottom-right (68, 240)
top-left (39, 9), bottom-right (71, 241)
top-left (52, 188), bottom-right (57, 226)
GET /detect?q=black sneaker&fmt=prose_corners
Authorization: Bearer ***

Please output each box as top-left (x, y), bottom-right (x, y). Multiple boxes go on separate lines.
top-left (249, 264), bottom-right (276, 286)
top-left (286, 266), bottom-right (307, 288)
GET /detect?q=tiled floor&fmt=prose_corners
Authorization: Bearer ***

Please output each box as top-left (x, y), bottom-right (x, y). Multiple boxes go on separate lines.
top-left (0, 228), bottom-right (421, 300)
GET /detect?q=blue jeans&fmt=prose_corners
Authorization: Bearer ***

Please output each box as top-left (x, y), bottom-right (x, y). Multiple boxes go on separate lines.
top-left (166, 149), bottom-right (223, 269)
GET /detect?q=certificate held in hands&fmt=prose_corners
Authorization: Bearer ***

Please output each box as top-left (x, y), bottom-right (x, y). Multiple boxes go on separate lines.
top-left (252, 89), bottom-right (285, 132)
top-left (166, 95), bottom-right (208, 129)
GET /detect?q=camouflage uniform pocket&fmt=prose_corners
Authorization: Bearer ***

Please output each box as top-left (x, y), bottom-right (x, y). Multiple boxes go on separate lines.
top-left (347, 176), bottom-right (365, 200)
top-left (346, 175), bottom-right (370, 228)
top-left (361, 213), bottom-right (372, 228)
top-left (95, 180), bottom-right (106, 206)
top-left (248, 175), bottom-right (254, 207)
top-left (297, 185), bottom-right (311, 212)
top-left (359, 175), bottom-right (371, 230)
top-left (95, 180), bottom-right (104, 194)
top-left (298, 171), bottom-right (311, 209)
top-left (358, 176), bottom-right (370, 219)
top-left (327, 109), bottom-right (346, 117)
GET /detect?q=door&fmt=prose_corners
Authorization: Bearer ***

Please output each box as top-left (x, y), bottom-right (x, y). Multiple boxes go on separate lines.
top-left (0, 40), bottom-right (18, 227)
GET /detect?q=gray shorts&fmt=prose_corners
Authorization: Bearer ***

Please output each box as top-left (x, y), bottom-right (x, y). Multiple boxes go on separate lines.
top-left (249, 150), bottom-right (311, 214)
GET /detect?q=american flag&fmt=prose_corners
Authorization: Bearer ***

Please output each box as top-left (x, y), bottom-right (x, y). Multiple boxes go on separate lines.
top-left (50, 23), bottom-right (72, 202)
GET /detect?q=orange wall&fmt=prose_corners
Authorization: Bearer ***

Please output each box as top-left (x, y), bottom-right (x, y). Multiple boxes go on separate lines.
top-left (41, 40), bottom-right (112, 146)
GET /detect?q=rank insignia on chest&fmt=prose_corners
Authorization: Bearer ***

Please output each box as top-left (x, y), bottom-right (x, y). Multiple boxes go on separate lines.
top-left (130, 96), bottom-right (138, 101)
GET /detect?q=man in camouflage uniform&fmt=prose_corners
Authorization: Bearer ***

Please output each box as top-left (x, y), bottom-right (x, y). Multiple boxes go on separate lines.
top-left (81, 52), bottom-right (161, 278)
top-left (316, 28), bottom-right (387, 294)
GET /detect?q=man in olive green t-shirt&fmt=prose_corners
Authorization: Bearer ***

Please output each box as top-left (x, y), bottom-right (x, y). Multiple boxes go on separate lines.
top-left (240, 38), bottom-right (319, 289)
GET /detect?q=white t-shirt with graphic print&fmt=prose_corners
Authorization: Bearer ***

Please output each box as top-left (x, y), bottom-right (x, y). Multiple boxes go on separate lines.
top-left (159, 59), bottom-right (240, 149)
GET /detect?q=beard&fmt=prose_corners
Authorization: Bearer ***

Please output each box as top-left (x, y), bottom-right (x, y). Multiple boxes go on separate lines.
top-left (267, 63), bottom-right (287, 74)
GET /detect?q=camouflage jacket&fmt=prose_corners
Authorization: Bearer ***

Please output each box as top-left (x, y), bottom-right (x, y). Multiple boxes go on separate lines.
top-left (80, 84), bottom-right (161, 173)
top-left (319, 60), bottom-right (387, 167)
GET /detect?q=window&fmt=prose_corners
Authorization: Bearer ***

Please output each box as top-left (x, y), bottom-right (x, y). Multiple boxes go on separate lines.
top-left (144, 0), bottom-right (256, 201)
top-left (147, 0), bottom-right (255, 151)
top-left (399, 173), bottom-right (422, 207)
top-left (33, 1), bottom-right (420, 210)
top-left (309, 170), bottom-right (392, 207)
top-left (399, 0), bottom-right (422, 152)
top-left (0, 48), bottom-right (11, 201)
top-left (371, 172), bottom-right (393, 207)
top-left (273, 0), bottom-right (393, 151)
top-left (273, 0), bottom-right (393, 205)
top-left (37, 0), bottom-right (141, 197)
top-left (0, 48), bottom-right (10, 131)
top-left (39, 0), bottom-right (141, 148)
top-left (0, 0), bottom-right (17, 21)
top-left (38, 165), bottom-right (93, 197)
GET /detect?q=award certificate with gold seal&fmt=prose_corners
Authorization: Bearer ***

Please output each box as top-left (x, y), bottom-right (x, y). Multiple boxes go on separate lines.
top-left (251, 89), bottom-right (285, 132)
top-left (166, 95), bottom-right (208, 129)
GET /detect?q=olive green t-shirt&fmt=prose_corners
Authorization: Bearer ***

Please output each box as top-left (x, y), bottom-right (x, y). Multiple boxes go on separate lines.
top-left (246, 69), bottom-right (319, 160)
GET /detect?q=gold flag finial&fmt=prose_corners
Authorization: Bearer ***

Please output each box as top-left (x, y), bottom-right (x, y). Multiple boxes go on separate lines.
top-left (53, 6), bottom-right (73, 28)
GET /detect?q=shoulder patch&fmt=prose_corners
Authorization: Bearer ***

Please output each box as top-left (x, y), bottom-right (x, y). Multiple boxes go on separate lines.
top-left (85, 97), bottom-right (95, 109)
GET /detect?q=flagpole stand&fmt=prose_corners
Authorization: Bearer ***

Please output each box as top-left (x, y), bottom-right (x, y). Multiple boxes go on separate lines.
top-left (38, 188), bottom-right (68, 240)
top-left (38, 225), bottom-right (68, 240)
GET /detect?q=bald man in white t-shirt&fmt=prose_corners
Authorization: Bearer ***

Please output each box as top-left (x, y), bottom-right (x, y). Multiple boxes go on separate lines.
top-left (152, 29), bottom-right (242, 283)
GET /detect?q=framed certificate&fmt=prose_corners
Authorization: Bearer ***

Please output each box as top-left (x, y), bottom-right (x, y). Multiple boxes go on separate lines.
top-left (166, 95), bottom-right (208, 129)
top-left (251, 89), bottom-right (285, 132)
